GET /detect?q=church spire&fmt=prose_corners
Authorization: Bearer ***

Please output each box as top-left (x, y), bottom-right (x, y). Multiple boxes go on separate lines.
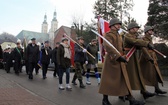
top-left (52, 10), bottom-right (57, 21)
top-left (43, 13), bottom-right (47, 24)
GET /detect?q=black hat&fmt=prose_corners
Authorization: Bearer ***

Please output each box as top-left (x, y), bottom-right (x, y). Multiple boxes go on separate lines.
top-left (45, 40), bottom-right (49, 43)
top-left (61, 37), bottom-right (68, 42)
top-left (31, 38), bottom-right (36, 41)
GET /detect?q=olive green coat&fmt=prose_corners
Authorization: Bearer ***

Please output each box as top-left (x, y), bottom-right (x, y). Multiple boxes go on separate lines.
top-left (86, 43), bottom-right (98, 64)
top-left (124, 32), bottom-right (149, 90)
top-left (139, 35), bottom-right (163, 86)
top-left (99, 30), bottom-right (132, 96)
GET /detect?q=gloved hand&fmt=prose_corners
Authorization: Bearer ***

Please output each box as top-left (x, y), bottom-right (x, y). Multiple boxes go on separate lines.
top-left (85, 61), bottom-right (88, 64)
top-left (148, 43), bottom-right (154, 50)
top-left (117, 56), bottom-right (127, 63)
top-left (149, 59), bottom-right (154, 64)
top-left (82, 49), bottom-right (87, 53)
top-left (12, 60), bottom-right (15, 63)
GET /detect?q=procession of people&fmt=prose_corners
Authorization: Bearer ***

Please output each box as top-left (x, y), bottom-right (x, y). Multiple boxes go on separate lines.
top-left (0, 18), bottom-right (167, 105)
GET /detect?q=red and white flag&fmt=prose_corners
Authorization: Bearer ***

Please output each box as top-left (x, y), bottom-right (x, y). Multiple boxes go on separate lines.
top-left (97, 17), bottom-right (110, 62)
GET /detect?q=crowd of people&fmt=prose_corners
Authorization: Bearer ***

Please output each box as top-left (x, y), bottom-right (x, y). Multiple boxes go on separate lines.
top-left (0, 18), bottom-right (167, 105)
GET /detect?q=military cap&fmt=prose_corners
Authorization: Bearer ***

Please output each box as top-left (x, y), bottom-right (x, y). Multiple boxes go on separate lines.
top-left (127, 22), bottom-right (140, 30)
top-left (77, 36), bottom-right (84, 40)
top-left (91, 39), bottom-right (97, 42)
top-left (31, 38), bottom-right (36, 41)
top-left (61, 37), bottom-right (68, 42)
top-left (109, 18), bottom-right (122, 28)
top-left (144, 26), bottom-right (154, 33)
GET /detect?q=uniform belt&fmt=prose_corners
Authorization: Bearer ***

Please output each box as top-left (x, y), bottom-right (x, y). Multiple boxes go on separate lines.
top-left (124, 48), bottom-right (131, 51)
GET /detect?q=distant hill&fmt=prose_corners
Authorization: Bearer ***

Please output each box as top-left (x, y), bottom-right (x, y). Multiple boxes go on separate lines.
top-left (0, 32), bottom-right (17, 44)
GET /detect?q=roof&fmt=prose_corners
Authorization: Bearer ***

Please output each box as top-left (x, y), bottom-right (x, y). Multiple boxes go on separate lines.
top-left (16, 30), bottom-right (49, 43)
top-left (0, 33), bottom-right (17, 44)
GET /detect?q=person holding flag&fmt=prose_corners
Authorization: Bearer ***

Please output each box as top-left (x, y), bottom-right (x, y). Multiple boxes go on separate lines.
top-left (99, 18), bottom-right (145, 105)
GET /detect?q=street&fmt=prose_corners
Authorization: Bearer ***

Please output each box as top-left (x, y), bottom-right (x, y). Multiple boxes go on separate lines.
top-left (0, 68), bottom-right (168, 105)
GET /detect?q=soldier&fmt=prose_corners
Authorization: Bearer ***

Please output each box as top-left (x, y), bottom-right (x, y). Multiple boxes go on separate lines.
top-left (13, 40), bottom-right (24, 75)
top-left (57, 38), bottom-right (72, 90)
top-left (41, 41), bottom-right (52, 79)
top-left (99, 18), bottom-right (145, 105)
top-left (26, 38), bottom-right (39, 80)
top-left (139, 26), bottom-right (167, 94)
top-left (52, 42), bottom-right (60, 77)
top-left (71, 36), bottom-right (87, 88)
top-left (123, 22), bottom-right (155, 100)
top-left (85, 39), bottom-right (100, 85)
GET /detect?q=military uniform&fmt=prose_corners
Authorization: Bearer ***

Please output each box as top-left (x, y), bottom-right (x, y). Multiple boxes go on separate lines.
top-left (124, 22), bottom-right (155, 99)
top-left (140, 26), bottom-right (166, 94)
top-left (72, 37), bottom-right (87, 88)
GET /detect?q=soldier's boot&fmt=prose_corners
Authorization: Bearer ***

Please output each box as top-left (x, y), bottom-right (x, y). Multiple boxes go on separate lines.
top-left (129, 99), bottom-right (145, 105)
top-left (79, 79), bottom-right (85, 89)
top-left (118, 96), bottom-right (129, 102)
top-left (72, 75), bottom-right (77, 85)
top-left (86, 72), bottom-right (91, 85)
top-left (140, 90), bottom-right (155, 100)
top-left (95, 72), bottom-right (100, 85)
top-left (102, 95), bottom-right (112, 105)
top-left (155, 83), bottom-right (167, 95)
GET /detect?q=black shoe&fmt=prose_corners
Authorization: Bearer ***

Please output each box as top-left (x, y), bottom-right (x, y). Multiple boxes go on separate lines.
top-left (43, 76), bottom-right (47, 79)
top-left (141, 91), bottom-right (155, 99)
top-left (118, 96), bottom-right (128, 102)
top-left (72, 81), bottom-right (77, 85)
top-left (155, 89), bottom-right (167, 95)
top-left (129, 99), bottom-right (145, 105)
top-left (29, 75), bottom-right (33, 80)
top-left (102, 99), bottom-right (112, 105)
top-left (80, 83), bottom-right (86, 89)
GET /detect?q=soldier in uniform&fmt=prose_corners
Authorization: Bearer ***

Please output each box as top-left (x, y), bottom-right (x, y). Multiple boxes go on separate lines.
top-left (99, 18), bottom-right (145, 105)
top-left (85, 39), bottom-right (100, 85)
top-left (26, 38), bottom-right (39, 79)
top-left (140, 26), bottom-right (167, 94)
top-left (71, 36), bottom-right (87, 88)
top-left (13, 40), bottom-right (24, 75)
top-left (41, 41), bottom-right (52, 79)
top-left (123, 22), bottom-right (155, 100)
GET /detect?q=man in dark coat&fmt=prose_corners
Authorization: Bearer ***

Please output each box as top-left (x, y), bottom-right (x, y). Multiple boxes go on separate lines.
top-left (52, 42), bottom-right (60, 77)
top-left (0, 45), bottom-right (3, 69)
top-left (26, 38), bottom-right (39, 79)
top-left (41, 41), bottom-right (52, 79)
top-left (3, 47), bottom-right (13, 73)
top-left (13, 40), bottom-right (24, 75)
top-left (71, 36), bottom-right (87, 88)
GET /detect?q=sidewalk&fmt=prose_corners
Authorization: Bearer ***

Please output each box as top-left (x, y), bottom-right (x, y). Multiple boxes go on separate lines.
top-left (0, 72), bottom-right (54, 105)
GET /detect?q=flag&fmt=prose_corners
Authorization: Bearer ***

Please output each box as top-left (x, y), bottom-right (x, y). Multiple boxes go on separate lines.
top-left (97, 17), bottom-right (110, 62)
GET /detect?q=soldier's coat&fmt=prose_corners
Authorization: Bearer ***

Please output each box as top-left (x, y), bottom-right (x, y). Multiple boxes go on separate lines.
top-left (124, 32), bottom-right (149, 90)
top-left (99, 30), bottom-right (132, 96)
top-left (139, 35), bottom-right (163, 86)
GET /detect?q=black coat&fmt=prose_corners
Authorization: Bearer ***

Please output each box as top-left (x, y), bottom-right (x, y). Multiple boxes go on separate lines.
top-left (26, 44), bottom-right (39, 63)
top-left (57, 44), bottom-right (71, 69)
top-left (51, 47), bottom-right (58, 63)
top-left (13, 47), bottom-right (24, 62)
top-left (3, 52), bottom-right (13, 66)
top-left (41, 46), bottom-right (52, 64)
top-left (74, 43), bottom-right (87, 63)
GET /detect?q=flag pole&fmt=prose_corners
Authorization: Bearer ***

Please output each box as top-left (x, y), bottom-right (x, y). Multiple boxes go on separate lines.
top-left (63, 33), bottom-right (95, 59)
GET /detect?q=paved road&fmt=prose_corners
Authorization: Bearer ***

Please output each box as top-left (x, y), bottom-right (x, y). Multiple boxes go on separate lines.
top-left (0, 68), bottom-right (168, 105)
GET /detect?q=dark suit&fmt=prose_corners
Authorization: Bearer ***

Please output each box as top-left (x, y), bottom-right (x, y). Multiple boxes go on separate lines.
top-left (26, 44), bottom-right (39, 79)
top-left (41, 46), bottom-right (52, 78)
top-left (51, 47), bottom-right (59, 77)
top-left (3, 52), bottom-right (13, 73)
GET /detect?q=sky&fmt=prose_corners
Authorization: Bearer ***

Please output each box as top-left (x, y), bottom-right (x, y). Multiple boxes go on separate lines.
top-left (0, 0), bottom-right (149, 36)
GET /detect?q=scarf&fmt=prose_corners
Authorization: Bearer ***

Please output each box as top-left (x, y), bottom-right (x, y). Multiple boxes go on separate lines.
top-left (60, 43), bottom-right (71, 59)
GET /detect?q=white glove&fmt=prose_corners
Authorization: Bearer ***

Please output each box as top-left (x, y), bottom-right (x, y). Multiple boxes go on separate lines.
top-left (83, 49), bottom-right (87, 53)
top-left (85, 61), bottom-right (88, 64)
top-left (12, 60), bottom-right (15, 63)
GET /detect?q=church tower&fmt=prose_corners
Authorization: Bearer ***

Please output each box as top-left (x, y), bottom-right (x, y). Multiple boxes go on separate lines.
top-left (49, 10), bottom-right (58, 40)
top-left (41, 13), bottom-right (48, 33)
